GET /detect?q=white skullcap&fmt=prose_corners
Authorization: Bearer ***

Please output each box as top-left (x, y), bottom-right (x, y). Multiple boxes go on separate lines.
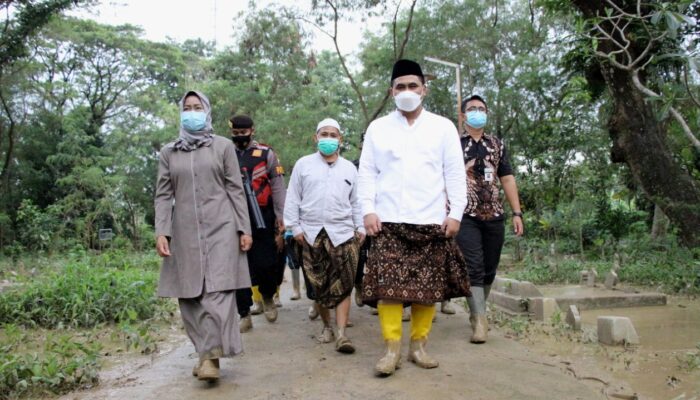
top-left (316, 118), bottom-right (342, 134)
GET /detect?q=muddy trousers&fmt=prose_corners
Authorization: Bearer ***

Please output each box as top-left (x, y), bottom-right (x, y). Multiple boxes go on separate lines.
top-left (378, 302), bottom-right (436, 341)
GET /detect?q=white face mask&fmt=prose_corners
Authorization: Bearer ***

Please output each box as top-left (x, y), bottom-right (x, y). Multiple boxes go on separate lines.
top-left (394, 91), bottom-right (422, 112)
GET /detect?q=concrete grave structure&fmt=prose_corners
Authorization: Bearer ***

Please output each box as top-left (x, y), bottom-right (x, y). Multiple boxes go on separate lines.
top-left (597, 316), bottom-right (640, 346)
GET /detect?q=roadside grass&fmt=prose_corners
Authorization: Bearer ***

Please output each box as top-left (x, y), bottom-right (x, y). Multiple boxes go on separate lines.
top-left (0, 251), bottom-right (175, 399)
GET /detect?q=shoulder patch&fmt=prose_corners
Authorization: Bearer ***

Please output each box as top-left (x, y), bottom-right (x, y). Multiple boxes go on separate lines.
top-left (252, 149), bottom-right (263, 157)
top-left (256, 142), bottom-right (271, 150)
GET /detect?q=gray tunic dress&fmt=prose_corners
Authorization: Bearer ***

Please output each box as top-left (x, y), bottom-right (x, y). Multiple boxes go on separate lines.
top-left (155, 135), bottom-right (252, 298)
top-left (155, 134), bottom-right (252, 359)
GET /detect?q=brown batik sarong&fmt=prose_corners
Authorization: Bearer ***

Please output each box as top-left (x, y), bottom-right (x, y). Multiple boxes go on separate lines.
top-left (361, 222), bottom-right (470, 306)
top-left (302, 229), bottom-right (360, 309)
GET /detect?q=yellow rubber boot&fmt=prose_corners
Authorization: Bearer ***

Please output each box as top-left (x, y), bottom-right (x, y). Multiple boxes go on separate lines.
top-left (376, 302), bottom-right (403, 375)
top-left (250, 286), bottom-right (263, 315)
top-left (408, 303), bottom-right (439, 369)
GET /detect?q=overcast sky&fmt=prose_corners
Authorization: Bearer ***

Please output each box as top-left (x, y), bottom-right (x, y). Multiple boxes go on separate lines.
top-left (72, 0), bottom-right (379, 54)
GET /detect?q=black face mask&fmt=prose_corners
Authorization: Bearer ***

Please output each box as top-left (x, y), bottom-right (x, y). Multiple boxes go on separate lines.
top-left (231, 135), bottom-right (251, 148)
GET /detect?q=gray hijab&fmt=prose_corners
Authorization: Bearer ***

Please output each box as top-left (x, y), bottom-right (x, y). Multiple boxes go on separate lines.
top-left (173, 90), bottom-right (214, 152)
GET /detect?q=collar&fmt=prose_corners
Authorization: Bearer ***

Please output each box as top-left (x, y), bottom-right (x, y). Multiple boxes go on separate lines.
top-left (235, 139), bottom-right (258, 152)
top-left (393, 108), bottom-right (426, 128)
top-left (315, 151), bottom-right (339, 166)
top-left (463, 133), bottom-right (490, 144)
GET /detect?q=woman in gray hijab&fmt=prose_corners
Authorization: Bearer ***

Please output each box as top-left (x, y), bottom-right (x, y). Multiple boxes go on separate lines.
top-left (154, 91), bottom-right (253, 382)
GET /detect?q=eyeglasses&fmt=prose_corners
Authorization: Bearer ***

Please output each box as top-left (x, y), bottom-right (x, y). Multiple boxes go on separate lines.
top-left (465, 106), bottom-right (487, 113)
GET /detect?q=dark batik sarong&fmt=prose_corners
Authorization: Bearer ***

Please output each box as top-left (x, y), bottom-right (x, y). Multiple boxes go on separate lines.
top-left (361, 222), bottom-right (471, 306)
top-left (301, 229), bottom-right (360, 309)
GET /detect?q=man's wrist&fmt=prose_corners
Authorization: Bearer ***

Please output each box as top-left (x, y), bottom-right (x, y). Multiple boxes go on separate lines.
top-left (512, 211), bottom-right (523, 218)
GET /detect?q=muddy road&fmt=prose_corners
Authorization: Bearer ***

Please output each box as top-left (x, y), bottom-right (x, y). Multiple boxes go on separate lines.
top-left (60, 283), bottom-right (619, 400)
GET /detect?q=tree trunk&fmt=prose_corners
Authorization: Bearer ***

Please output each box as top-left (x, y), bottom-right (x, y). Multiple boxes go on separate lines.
top-left (650, 204), bottom-right (669, 240)
top-left (571, 0), bottom-right (700, 247)
top-left (605, 64), bottom-right (700, 247)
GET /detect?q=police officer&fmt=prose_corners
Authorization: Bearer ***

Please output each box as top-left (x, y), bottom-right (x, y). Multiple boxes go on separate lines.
top-left (230, 115), bottom-right (286, 331)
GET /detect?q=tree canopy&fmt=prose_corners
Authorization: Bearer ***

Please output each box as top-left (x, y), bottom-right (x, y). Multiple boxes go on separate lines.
top-left (0, 0), bottom-right (698, 255)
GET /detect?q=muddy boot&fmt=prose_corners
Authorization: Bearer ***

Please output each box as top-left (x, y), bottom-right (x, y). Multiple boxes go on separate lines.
top-left (239, 315), bottom-right (253, 333)
top-left (467, 287), bottom-right (487, 343)
top-left (197, 358), bottom-right (220, 382)
top-left (407, 338), bottom-right (439, 369)
top-left (335, 327), bottom-right (355, 354)
top-left (317, 326), bottom-right (335, 343)
top-left (250, 301), bottom-right (263, 315)
top-left (375, 340), bottom-right (402, 376)
top-left (440, 300), bottom-right (456, 315)
top-left (290, 269), bottom-right (301, 300)
top-left (484, 284), bottom-right (492, 301)
top-left (308, 303), bottom-right (320, 320)
top-left (471, 314), bottom-right (488, 344)
top-left (263, 297), bottom-right (278, 323)
top-left (274, 291), bottom-right (283, 307)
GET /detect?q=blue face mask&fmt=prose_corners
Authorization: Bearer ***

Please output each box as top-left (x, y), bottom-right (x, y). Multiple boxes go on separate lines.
top-left (181, 111), bottom-right (207, 132)
top-left (466, 111), bottom-right (488, 129)
top-left (317, 138), bottom-right (339, 155)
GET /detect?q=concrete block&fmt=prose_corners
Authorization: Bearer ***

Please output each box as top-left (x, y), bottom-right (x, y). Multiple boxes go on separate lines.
top-left (604, 270), bottom-right (619, 290)
top-left (566, 305), bottom-right (581, 331)
top-left (494, 277), bottom-right (543, 297)
top-left (529, 297), bottom-right (559, 321)
top-left (597, 316), bottom-right (640, 346)
top-left (490, 290), bottom-right (529, 314)
top-left (579, 270), bottom-right (588, 285)
top-left (586, 269), bottom-right (598, 287)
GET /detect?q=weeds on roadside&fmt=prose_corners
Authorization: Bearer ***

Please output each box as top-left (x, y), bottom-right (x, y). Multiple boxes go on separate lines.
top-left (0, 325), bottom-right (100, 399)
top-left (0, 260), bottom-right (169, 328)
top-left (676, 343), bottom-right (700, 372)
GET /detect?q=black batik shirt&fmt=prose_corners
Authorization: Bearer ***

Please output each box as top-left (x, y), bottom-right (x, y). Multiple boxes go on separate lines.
top-left (461, 134), bottom-right (513, 221)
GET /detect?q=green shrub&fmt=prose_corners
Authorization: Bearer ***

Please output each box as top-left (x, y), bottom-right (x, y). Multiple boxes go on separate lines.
top-left (0, 325), bottom-right (100, 399)
top-left (0, 260), bottom-right (165, 328)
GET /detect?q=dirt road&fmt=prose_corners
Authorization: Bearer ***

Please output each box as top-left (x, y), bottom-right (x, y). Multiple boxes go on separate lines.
top-left (62, 285), bottom-right (612, 400)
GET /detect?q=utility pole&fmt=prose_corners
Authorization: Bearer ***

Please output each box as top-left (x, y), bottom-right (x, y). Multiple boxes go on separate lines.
top-left (424, 56), bottom-right (463, 130)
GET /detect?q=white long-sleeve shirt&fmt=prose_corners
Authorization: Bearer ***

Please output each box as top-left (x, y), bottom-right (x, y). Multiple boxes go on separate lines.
top-left (357, 109), bottom-right (467, 224)
top-left (284, 152), bottom-right (365, 247)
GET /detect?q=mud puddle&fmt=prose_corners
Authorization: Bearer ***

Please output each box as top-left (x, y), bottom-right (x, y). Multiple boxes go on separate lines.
top-left (580, 298), bottom-right (700, 399)
top-left (504, 296), bottom-right (700, 400)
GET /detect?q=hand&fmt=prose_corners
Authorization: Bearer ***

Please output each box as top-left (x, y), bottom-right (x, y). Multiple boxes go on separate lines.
top-left (364, 213), bottom-right (382, 236)
top-left (275, 230), bottom-right (284, 252)
top-left (294, 233), bottom-right (305, 246)
top-left (512, 216), bottom-right (524, 236)
top-left (156, 235), bottom-right (171, 257)
top-left (357, 232), bottom-right (366, 245)
top-left (276, 218), bottom-right (285, 234)
top-left (240, 234), bottom-right (253, 251)
top-left (441, 218), bottom-right (460, 238)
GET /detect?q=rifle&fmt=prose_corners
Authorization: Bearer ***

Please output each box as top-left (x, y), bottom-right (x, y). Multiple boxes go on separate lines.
top-left (241, 167), bottom-right (266, 230)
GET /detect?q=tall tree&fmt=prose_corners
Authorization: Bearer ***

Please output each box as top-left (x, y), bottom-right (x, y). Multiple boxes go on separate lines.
top-left (564, 0), bottom-right (700, 246)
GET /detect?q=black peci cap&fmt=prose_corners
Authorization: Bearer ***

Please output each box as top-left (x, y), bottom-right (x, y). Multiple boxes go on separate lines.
top-left (391, 59), bottom-right (424, 82)
top-left (229, 115), bottom-right (254, 129)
